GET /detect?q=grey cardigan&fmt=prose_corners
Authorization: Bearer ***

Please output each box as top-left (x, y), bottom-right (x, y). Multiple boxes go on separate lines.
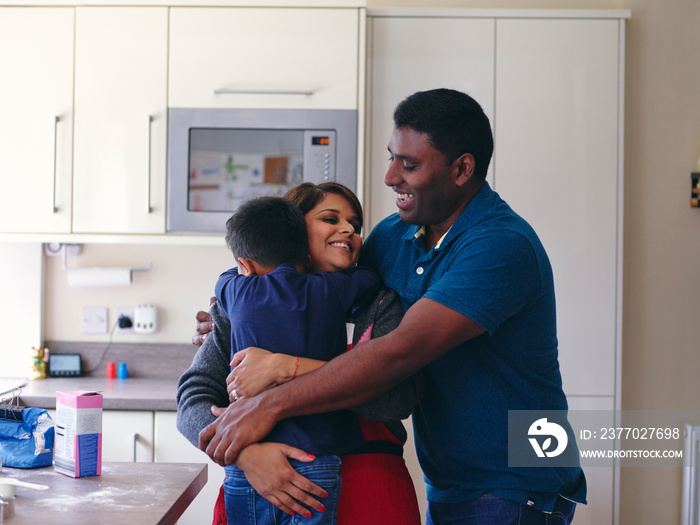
top-left (176, 287), bottom-right (423, 447)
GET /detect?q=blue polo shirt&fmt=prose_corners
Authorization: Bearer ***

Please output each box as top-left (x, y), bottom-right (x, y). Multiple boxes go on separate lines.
top-left (360, 182), bottom-right (586, 512)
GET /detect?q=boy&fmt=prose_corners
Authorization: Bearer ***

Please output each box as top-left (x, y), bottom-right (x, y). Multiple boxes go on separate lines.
top-left (215, 196), bottom-right (379, 524)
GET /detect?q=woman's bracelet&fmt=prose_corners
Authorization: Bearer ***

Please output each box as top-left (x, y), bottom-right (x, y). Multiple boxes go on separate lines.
top-left (291, 356), bottom-right (300, 380)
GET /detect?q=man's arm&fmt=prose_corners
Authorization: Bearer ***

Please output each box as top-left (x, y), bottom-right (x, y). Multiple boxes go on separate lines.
top-left (200, 297), bottom-right (485, 466)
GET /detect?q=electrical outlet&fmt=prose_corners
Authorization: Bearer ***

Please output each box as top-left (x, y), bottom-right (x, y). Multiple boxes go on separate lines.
top-left (116, 307), bottom-right (135, 333)
top-left (134, 304), bottom-right (157, 333)
top-left (82, 307), bottom-right (108, 334)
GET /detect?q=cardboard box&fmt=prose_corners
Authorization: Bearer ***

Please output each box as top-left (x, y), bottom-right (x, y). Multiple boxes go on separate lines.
top-left (54, 390), bottom-right (103, 477)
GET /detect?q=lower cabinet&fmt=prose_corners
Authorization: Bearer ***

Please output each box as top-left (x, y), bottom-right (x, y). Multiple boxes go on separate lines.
top-left (102, 410), bottom-right (155, 463)
top-left (154, 411), bottom-right (226, 525)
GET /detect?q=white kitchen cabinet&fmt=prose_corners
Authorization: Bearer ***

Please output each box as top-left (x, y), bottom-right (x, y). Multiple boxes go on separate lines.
top-left (102, 410), bottom-right (155, 462)
top-left (493, 18), bottom-right (623, 400)
top-left (366, 10), bottom-right (627, 525)
top-left (154, 411), bottom-right (226, 525)
top-left (0, 8), bottom-right (74, 233)
top-left (366, 15), bottom-right (495, 228)
top-left (169, 7), bottom-right (361, 110)
top-left (72, 7), bottom-right (168, 234)
top-left (567, 396), bottom-right (618, 525)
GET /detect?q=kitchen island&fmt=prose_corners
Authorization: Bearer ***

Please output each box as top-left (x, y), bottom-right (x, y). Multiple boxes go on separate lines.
top-left (0, 461), bottom-right (206, 524)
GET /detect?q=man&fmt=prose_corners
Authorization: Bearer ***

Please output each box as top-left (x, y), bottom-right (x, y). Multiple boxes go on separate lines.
top-left (198, 89), bottom-right (586, 524)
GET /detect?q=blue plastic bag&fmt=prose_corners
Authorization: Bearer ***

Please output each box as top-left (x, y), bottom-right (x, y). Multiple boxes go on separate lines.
top-left (0, 407), bottom-right (54, 468)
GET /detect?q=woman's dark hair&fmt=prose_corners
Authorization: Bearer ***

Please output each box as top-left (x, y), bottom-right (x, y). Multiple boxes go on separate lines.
top-left (224, 196), bottom-right (309, 267)
top-left (393, 88), bottom-right (494, 180)
top-left (284, 182), bottom-right (363, 232)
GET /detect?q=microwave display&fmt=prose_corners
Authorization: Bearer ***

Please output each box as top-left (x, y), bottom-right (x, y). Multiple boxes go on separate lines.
top-left (167, 108), bottom-right (357, 233)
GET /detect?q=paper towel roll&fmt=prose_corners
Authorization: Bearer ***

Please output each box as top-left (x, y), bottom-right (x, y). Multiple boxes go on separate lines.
top-left (66, 268), bottom-right (132, 288)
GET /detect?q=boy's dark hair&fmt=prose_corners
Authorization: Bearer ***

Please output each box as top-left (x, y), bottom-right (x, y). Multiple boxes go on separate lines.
top-left (393, 88), bottom-right (494, 180)
top-left (225, 196), bottom-right (309, 268)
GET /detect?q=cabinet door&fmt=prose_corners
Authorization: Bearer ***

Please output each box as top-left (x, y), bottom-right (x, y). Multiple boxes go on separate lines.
top-left (494, 19), bottom-right (622, 397)
top-left (72, 7), bottom-right (168, 234)
top-left (0, 8), bottom-right (74, 233)
top-left (102, 410), bottom-right (154, 462)
top-left (154, 411), bottom-right (226, 525)
top-left (169, 8), bottom-right (359, 110)
top-left (366, 16), bottom-right (495, 229)
top-left (567, 396), bottom-right (617, 525)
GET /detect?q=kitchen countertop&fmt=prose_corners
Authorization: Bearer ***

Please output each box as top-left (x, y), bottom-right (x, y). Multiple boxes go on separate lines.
top-left (0, 461), bottom-right (207, 524)
top-left (17, 377), bottom-right (179, 411)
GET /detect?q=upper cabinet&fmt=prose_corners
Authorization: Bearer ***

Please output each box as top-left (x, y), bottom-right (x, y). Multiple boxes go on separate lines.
top-left (0, 6), bottom-right (168, 236)
top-left (72, 7), bottom-right (168, 234)
top-left (366, 16), bottom-right (495, 228)
top-left (169, 7), bottom-right (361, 110)
top-left (493, 18), bottom-right (622, 400)
top-left (366, 11), bottom-right (627, 525)
top-left (0, 8), bottom-right (74, 233)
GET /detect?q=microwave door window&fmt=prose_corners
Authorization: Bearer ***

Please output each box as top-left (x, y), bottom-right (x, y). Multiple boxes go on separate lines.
top-left (187, 128), bottom-right (304, 212)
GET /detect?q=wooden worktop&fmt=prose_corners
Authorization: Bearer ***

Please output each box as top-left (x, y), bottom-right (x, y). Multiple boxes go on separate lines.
top-left (0, 462), bottom-right (207, 525)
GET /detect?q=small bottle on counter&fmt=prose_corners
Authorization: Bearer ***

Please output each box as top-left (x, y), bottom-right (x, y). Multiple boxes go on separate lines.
top-left (106, 362), bottom-right (117, 379)
top-left (117, 362), bottom-right (128, 379)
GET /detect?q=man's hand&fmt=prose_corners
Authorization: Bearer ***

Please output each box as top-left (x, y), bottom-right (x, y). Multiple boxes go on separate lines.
top-left (199, 394), bottom-right (278, 466)
top-left (192, 297), bottom-right (216, 346)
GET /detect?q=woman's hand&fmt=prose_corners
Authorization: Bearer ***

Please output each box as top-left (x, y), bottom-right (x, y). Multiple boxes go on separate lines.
top-left (227, 348), bottom-right (296, 401)
top-left (235, 442), bottom-right (327, 517)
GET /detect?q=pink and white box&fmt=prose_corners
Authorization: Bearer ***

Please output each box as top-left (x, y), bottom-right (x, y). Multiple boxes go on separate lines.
top-left (54, 390), bottom-right (103, 477)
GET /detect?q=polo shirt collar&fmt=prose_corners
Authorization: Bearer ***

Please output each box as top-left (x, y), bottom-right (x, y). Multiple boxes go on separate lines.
top-left (403, 181), bottom-right (496, 251)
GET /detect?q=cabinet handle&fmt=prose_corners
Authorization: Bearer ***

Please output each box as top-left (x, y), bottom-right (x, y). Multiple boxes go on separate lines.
top-left (213, 88), bottom-right (314, 96)
top-left (132, 432), bottom-right (139, 462)
top-left (52, 116), bottom-right (60, 213)
top-left (146, 115), bottom-right (153, 214)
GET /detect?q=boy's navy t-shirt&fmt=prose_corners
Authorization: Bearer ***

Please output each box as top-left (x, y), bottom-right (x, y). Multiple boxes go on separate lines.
top-left (215, 263), bottom-right (379, 456)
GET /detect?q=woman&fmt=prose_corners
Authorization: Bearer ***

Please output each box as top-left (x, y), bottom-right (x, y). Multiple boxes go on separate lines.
top-left (177, 182), bottom-right (422, 524)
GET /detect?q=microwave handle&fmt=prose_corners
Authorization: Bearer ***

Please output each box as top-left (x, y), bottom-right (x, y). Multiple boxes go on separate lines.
top-left (213, 87), bottom-right (314, 96)
top-left (146, 115), bottom-right (153, 214)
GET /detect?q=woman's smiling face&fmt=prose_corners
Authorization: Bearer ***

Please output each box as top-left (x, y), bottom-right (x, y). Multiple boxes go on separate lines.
top-left (305, 192), bottom-right (363, 273)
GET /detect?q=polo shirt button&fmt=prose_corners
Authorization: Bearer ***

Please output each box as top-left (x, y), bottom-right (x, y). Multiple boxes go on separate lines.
top-left (416, 267), bottom-right (424, 275)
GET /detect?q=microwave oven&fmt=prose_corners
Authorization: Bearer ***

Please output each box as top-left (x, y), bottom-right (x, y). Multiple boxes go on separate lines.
top-left (166, 108), bottom-right (358, 233)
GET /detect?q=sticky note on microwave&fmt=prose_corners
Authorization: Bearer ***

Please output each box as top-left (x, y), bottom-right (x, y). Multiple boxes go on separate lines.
top-left (264, 156), bottom-right (289, 184)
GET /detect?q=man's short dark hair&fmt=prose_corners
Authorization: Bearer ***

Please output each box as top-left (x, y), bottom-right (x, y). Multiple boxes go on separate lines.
top-left (393, 88), bottom-right (494, 180)
top-left (225, 196), bottom-right (309, 268)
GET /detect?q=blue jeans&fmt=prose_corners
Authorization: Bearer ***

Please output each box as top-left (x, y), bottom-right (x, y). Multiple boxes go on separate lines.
top-left (427, 495), bottom-right (576, 525)
top-left (223, 455), bottom-right (341, 525)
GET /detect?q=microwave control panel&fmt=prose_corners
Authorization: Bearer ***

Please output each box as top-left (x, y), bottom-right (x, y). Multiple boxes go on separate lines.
top-left (303, 130), bottom-right (337, 184)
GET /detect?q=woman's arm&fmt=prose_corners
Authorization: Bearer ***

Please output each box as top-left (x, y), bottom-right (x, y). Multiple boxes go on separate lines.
top-left (346, 287), bottom-right (424, 422)
top-left (227, 349), bottom-right (325, 401)
top-left (176, 301), bottom-right (232, 446)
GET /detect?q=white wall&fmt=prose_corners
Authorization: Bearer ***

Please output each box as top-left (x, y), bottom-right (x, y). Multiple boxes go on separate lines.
top-left (0, 243), bottom-right (43, 376)
top-left (42, 242), bottom-right (231, 343)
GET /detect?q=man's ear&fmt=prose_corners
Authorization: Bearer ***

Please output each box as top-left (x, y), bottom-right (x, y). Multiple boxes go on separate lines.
top-left (454, 153), bottom-right (476, 187)
top-left (237, 257), bottom-right (255, 276)
top-left (305, 254), bottom-right (313, 272)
